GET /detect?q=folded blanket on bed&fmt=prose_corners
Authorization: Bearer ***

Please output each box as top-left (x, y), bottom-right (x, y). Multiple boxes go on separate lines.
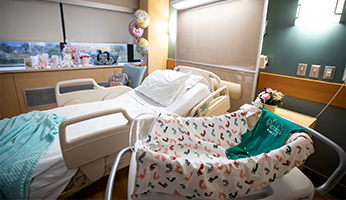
top-left (0, 111), bottom-right (67, 200)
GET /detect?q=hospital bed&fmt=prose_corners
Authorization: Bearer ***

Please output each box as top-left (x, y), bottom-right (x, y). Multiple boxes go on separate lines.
top-left (0, 66), bottom-right (242, 199)
top-left (105, 106), bottom-right (346, 200)
top-left (55, 66), bottom-right (242, 198)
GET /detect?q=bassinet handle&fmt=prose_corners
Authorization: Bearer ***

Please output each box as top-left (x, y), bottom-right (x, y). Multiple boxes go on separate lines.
top-left (129, 113), bottom-right (158, 152)
top-left (105, 146), bottom-right (132, 200)
top-left (284, 118), bottom-right (346, 198)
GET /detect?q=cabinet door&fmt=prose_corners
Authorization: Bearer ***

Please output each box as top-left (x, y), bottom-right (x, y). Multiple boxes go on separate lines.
top-left (1, 74), bottom-right (21, 119)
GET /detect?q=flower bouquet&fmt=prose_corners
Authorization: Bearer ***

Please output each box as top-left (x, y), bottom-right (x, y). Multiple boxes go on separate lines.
top-left (258, 87), bottom-right (284, 112)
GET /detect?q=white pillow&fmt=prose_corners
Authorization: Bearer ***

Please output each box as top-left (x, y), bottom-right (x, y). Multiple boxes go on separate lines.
top-left (175, 74), bottom-right (203, 99)
top-left (136, 70), bottom-right (190, 106)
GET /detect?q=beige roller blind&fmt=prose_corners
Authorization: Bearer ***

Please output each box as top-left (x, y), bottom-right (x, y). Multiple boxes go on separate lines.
top-left (176, 0), bottom-right (268, 107)
top-left (176, 0), bottom-right (265, 71)
top-left (63, 4), bottom-right (135, 44)
top-left (0, 0), bottom-right (63, 42)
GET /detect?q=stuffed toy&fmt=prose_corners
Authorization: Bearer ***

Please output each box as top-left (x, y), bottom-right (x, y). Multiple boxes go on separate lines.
top-left (50, 56), bottom-right (59, 68)
top-left (61, 54), bottom-right (74, 68)
top-left (62, 44), bottom-right (77, 67)
top-left (108, 73), bottom-right (129, 87)
top-left (71, 46), bottom-right (77, 66)
top-left (36, 55), bottom-right (48, 69)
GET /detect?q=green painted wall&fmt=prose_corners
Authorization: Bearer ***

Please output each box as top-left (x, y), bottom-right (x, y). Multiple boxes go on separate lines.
top-left (261, 0), bottom-right (345, 197)
top-left (261, 0), bottom-right (345, 83)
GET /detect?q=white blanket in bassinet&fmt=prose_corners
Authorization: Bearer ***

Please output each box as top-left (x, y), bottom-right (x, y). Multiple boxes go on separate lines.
top-left (132, 111), bottom-right (314, 199)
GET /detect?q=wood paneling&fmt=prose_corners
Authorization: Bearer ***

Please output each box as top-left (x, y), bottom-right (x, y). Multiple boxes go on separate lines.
top-left (258, 72), bottom-right (346, 108)
top-left (0, 74), bottom-right (21, 119)
top-left (166, 58), bottom-right (175, 69)
top-left (140, 0), bottom-right (169, 74)
top-left (0, 67), bottom-right (122, 118)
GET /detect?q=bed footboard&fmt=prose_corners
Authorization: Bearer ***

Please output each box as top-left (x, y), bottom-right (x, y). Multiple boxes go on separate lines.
top-left (59, 108), bottom-right (133, 181)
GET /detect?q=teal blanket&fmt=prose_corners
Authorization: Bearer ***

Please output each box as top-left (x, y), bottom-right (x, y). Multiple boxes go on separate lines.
top-left (0, 111), bottom-right (67, 200)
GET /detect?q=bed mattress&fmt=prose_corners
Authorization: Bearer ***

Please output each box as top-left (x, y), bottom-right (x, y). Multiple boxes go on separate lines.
top-left (29, 83), bottom-right (210, 199)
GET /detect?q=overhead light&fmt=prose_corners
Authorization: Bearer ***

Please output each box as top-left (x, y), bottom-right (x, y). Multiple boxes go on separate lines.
top-left (335, 0), bottom-right (345, 14)
top-left (171, 0), bottom-right (223, 10)
top-left (295, 0), bottom-right (345, 26)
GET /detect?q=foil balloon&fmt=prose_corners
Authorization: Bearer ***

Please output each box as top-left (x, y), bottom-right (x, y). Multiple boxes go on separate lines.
top-left (134, 9), bottom-right (150, 29)
top-left (136, 38), bottom-right (150, 56)
top-left (128, 20), bottom-right (143, 39)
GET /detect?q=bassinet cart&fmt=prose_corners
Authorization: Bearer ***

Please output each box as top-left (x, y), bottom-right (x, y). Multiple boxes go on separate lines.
top-left (105, 109), bottom-right (346, 200)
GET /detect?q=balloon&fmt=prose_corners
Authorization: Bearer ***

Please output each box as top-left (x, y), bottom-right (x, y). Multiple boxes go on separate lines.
top-left (134, 9), bottom-right (150, 29)
top-left (136, 38), bottom-right (150, 56)
top-left (128, 20), bottom-right (143, 39)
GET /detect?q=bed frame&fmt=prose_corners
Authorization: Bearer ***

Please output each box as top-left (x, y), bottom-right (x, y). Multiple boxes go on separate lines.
top-left (55, 67), bottom-right (242, 197)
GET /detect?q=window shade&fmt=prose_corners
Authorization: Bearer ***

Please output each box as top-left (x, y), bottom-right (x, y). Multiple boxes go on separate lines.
top-left (176, 0), bottom-right (265, 71)
top-left (175, 0), bottom-right (267, 106)
top-left (63, 4), bottom-right (135, 44)
top-left (0, 0), bottom-right (63, 42)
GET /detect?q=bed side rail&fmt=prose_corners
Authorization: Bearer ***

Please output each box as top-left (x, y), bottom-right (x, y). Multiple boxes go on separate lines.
top-left (189, 85), bottom-right (230, 117)
top-left (59, 108), bottom-right (133, 181)
top-left (55, 78), bottom-right (132, 107)
top-left (212, 79), bottom-right (242, 100)
top-left (284, 118), bottom-right (346, 198)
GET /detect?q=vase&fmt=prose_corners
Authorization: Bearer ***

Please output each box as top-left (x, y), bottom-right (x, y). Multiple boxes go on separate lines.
top-left (80, 57), bottom-right (90, 67)
top-left (263, 104), bottom-right (277, 113)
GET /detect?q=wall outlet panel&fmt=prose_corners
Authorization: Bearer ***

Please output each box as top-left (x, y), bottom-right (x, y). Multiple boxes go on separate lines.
top-left (323, 66), bottom-right (336, 79)
top-left (297, 63), bottom-right (307, 76)
top-left (309, 65), bottom-right (321, 78)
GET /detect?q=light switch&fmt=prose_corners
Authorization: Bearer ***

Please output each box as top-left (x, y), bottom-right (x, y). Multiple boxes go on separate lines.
top-left (323, 66), bottom-right (336, 79)
top-left (309, 65), bottom-right (321, 78)
top-left (297, 63), bottom-right (307, 76)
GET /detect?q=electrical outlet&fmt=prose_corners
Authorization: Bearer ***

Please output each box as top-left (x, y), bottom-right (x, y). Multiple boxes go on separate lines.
top-left (323, 66), bottom-right (336, 79)
top-left (342, 68), bottom-right (346, 82)
top-left (297, 63), bottom-right (307, 76)
top-left (309, 65), bottom-right (321, 78)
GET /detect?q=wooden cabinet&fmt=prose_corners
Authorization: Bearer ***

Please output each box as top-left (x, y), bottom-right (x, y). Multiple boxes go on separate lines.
top-left (0, 66), bottom-right (122, 119)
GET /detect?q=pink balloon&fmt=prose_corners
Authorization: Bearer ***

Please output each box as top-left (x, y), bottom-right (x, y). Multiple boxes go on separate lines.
top-left (128, 20), bottom-right (143, 39)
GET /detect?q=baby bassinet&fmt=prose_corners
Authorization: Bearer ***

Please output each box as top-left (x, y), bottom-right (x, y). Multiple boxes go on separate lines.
top-left (105, 108), bottom-right (346, 200)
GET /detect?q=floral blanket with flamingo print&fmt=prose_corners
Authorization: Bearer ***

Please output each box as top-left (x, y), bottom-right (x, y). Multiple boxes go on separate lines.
top-left (132, 110), bottom-right (314, 199)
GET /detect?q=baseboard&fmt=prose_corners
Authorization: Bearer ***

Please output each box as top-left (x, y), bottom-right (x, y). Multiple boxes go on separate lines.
top-left (302, 166), bottom-right (345, 199)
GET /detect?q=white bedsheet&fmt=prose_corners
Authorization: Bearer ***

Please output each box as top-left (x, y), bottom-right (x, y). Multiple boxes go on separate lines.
top-left (132, 83), bottom-right (210, 116)
top-left (29, 83), bottom-right (210, 200)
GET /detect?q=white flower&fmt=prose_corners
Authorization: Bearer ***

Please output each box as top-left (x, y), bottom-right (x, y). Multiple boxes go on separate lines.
top-left (266, 88), bottom-right (273, 93)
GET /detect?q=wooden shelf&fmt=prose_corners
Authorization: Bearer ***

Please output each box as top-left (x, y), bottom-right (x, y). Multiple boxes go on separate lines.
top-left (275, 107), bottom-right (317, 129)
top-left (258, 72), bottom-right (346, 109)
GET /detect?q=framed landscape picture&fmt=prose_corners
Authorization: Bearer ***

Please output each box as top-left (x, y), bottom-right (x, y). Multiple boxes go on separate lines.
top-left (24, 58), bottom-right (33, 69)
